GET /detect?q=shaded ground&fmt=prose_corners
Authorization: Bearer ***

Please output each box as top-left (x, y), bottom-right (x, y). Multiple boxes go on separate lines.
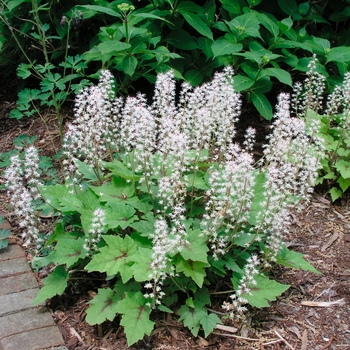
top-left (1, 81), bottom-right (350, 350)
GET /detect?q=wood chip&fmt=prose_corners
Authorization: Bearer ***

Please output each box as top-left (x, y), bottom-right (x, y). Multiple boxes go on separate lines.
top-left (301, 329), bottom-right (308, 350)
top-left (321, 231), bottom-right (339, 251)
top-left (301, 299), bottom-right (345, 307)
top-left (215, 324), bottom-right (238, 333)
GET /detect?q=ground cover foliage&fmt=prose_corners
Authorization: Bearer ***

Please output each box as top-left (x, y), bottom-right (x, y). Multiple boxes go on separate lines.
top-left (2, 0), bottom-right (350, 122)
top-left (3, 59), bottom-right (340, 346)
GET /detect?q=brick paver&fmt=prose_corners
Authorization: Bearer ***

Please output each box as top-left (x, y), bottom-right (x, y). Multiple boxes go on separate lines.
top-left (0, 244), bottom-right (67, 350)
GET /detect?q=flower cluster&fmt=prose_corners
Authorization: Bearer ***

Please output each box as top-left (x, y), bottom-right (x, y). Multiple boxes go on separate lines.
top-left (62, 70), bottom-right (122, 187)
top-left (4, 147), bottom-right (43, 248)
top-left (83, 208), bottom-right (106, 256)
top-left (223, 254), bottom-right (260, 316)
top-left (292, 54), bottom-right (326, 117)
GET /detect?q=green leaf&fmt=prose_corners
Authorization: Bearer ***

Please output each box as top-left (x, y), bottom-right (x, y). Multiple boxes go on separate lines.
top-left (256, 13), bottom-right (279, 38)
top-left (85, 235), bottom-right (138, 282)
top-left (17, 63), bottom-right (32, 79)
top-left (329, 187), bottom-right (343, 202)
top-left (115, 291), bottom-right (155, 346)
top-left (75, 159), bottom-right (99, 181)
top-left (166, 29), bottom-right (199, 50)
top-left (33, 266), bottom-right (69, 305)
top-left (229, 12), bottom-right (262, 39)
top-left (186, 172), bottom-right (210, 190)
top-left (97, 41), bottom-right (131, 55)
top-left (86, 288), bottom-right (120, 325)
top-left (180, 228), bottom-right (208, 263)
top-left (335, 159), bottom-right (350, 179)
top-left (102, 159), bottom-right (142, 181)
top-left (238, 274), bottom-right (289, 308)
top-left (251, 92), bottom-right (273, 120)
top-left (184, 69), bottom-right (204, 86)
top-left (201, 312), bottom-right (222, 338)
top-left (278, 0), bottom-right (297, 16)
top-left (104, 203), bottom-right (137, 230)
top-left (50, 236), bottom-right (86, 267)
top-left (0, 228), bottom-right (11, 250)
top-left (211, 39), bottom-right (242, 58)
top-left (326, 47), bottom-right (350, 64)
top-left (276, 245), bottom-right (321, 274)
top-left (75, 5), bottom-right (120, 18)
top-left (338, 177), bottom-right (350, 192)
top-left (178, 304), bottom-right (206, 337)
top-left (233, 75), bottom-right (255, 92)
top-left (176, 256), bottom-right (210, 287)
top-left (248, 171), bottom-right (267, 226)
top-left (180, 11), bottom-right (213, 40)
top-left (130, 247), bottom-right (153, 282)
top-left (39, 184), bottom-right (82, 213)
top-left (260, 68), bottom-right (292, 87)
top-left (7, 0), bottom-right (31, 11)
top-left (91, 176), bottom-right (135, 204)
top-left (219, 0), bottom-right (241, 14)
top-left (120, 55), bottom-right (138, 76)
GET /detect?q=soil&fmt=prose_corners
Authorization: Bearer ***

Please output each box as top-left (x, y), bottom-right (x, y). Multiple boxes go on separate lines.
top-left (1, 77), bottom-right (350, 350)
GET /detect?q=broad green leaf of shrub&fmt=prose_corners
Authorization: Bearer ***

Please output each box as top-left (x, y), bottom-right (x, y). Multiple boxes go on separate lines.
top-left (335, 160), bottom-right (350, 179)
top-left (326, 47), bottom-right (350, 64)
top-left (179, 11), bottom-right (213, 40)
top-left (278, 0), bottom-right (297, 16)
top-left (115, 291), bottom-right (155, 346)
top-left (251, 91), bottom-right (273, 120)
top-left (232, 75), bottom-right (255, 92)
top-left (75, 5), bottom-right (120, 18)
top-left (276, 245), bottom-right (320, 274)
top-left (211, 39), bottom-right (242, 58)
top-left (120, 55), bottom-right (138, 76)
top-left (229, 13), bottom-right (262, 39)
top-left (33, 266), bottom-right (69, 305)
top-left (86, 288), bottom-right (120, 325)
top-left (235, 274), bottom-right (289, 308)
top-left (184, 69), bottom-right (204, 86)
top-left (260, 68), bottom-right (292, 87)
top-left (166, 29), bottom-right (199, 50)
top-left (97, 41), bottom-right (131, 56)
top-left (176, 256), bottom-right (210, 287)
top-left (256, 13), bottom-right (279, 38)
top-left (180, 228), bottom-right (208, 263)
top-left (85, 235), bottom-right (138, 282)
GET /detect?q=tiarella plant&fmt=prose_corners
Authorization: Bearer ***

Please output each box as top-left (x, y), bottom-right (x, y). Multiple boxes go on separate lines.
top-left (6, 68), bottom-right (322, 346)
top-left (314, 72), bottom-right (350, 201)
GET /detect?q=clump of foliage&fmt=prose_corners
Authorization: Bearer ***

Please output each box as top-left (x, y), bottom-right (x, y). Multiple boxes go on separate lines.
top-left (3, 0), bottom-right (350, 125)
top-left (315, 73), bottom-right (350, 201)
top-left (4, 68), bottom-right (322, 346)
